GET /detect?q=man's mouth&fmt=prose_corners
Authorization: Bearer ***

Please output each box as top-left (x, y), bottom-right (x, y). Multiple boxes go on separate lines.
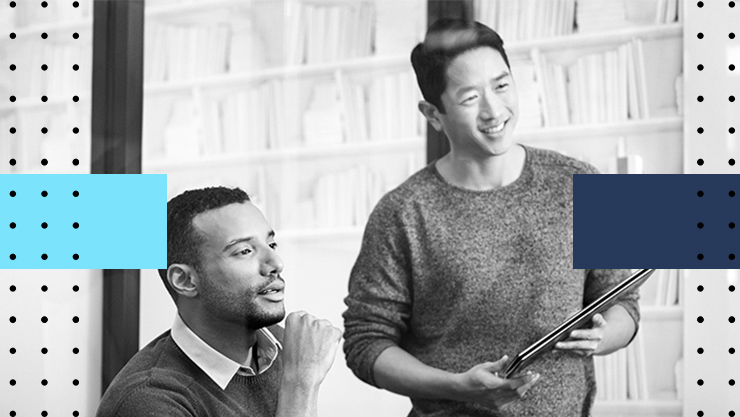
top-left (480, 120), bottom-right (507, 134)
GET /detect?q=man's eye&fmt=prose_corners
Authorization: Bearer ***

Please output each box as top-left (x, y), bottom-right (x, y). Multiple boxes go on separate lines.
top-left (496, 83), bottom-right (509, 90)
top-left (462, 95), bottom-right (478, 104)
top-left (269, 242), bottom-right (278, 250)
top-left (239, 248), bottom-right (252, 255)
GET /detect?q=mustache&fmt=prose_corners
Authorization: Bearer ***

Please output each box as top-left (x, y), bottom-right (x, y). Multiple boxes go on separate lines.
top-left (256, 275), bottom-right (285, 293)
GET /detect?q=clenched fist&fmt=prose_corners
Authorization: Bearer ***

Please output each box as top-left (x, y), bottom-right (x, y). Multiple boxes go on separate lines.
top-left (281, 311), bottom-right (343, 388)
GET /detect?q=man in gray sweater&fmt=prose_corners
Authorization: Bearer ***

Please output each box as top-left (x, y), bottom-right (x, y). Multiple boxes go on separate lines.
top-left (97, 186), bottom-right (343, 416)
top-left (343, 19), bottom-right (639, 416)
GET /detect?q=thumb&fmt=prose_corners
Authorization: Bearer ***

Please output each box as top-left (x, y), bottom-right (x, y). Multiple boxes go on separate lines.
top-left (490, 355), bottom-right (510, 371)
top-left (592, 313), bottom-right (607, 328)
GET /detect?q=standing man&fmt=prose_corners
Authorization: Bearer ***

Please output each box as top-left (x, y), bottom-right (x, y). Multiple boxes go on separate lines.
top-left (97, 186), bottom-right (342, 417)
top-left (343, 19), bottom-right (639, 416)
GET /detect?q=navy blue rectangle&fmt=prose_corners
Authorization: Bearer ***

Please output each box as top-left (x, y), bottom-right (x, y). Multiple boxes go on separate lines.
top-left (573, 174), bottom-right (739, 269)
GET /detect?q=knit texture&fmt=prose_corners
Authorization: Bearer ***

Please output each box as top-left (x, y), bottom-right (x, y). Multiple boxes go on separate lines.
top-left (343, 145), bottom-right (639, 417)
top-left (96, 326), bottom-right (284, 417)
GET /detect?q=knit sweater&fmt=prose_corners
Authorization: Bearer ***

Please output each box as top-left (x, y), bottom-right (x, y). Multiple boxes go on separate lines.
top-left (96, 326), bottom-right (284, 417)
top-left (343, 145), bottom-right (639, 417)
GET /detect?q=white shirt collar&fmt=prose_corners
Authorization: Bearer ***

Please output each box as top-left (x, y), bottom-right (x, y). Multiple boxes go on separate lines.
top-left (171, 314), bottom-right (282, 390)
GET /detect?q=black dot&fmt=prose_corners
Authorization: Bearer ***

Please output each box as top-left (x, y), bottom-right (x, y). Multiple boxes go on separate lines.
top-left (41, 64), bottom-right (48, 71)
top-left (9, 316), bottom-right (15, 323)
top-left (41, 96), bottom-right (47, 102)
top-left (41, 285), bottom-right (47, 291)
top-left (73, 222), bottom-right (79, 229)
top-left (41, 127), bottom-right (48, 134)
top-left (9, 64), bottom-right (15, 71)
top-left (732, 127), bottom-right (736, 134)
top-left (9, 126), bottom-right (15, 134)
top-left (731, 347), bottom-right (736, 354)
top-left (698, 316), bottom-right (705, 322)
top-left (41, 254), bottom-right (47, 260)
top-left (698, 412), bottom-right (704, 417)
top-left (41, 316), bottom-right (47, 323)
top-left (73, 190), bottom-right (79, 197)
top-left (731, 285), bottom-right (736, 291)
top-left (41, 379), bottom-right (47, 386)
top-left (731, 159), bottom-right (736, 166)
top-left (732, 64), bottom-right (737, 71)
top-left (9, 95), bottom-right (16, 102)
top-left (698, 285), bottom-right (704, 291)
top-left (9, 158), bottom-right (16, 166)
top-left (73, 412), bottom-right (79, 417)
top-left (73, 1), bottom-right (79, 6)
top-left (9, 285), bottom-right (15, 291)
top-left (698, 379), bottom-right (704, 386)
top-left (73, 32), bottom-right (79, 39)
top-left (9, 33), bottom-right (16, 40)
top-left (732, 33), bottom-right (737, 39)
top-left (72, 347), bottom-right (79, 354)
top-left (9, 222), bottom-right (15, 229)
top-left (73, 285), bottom-right (79, 292)
top-left (698, 64), bottom-right (704, 71)
top-left (698, 222), bottom-right (704, 229)
top-left (42, 190), bottom-right (48, 197)
top-left (697, 190), bottom-right (704, 197)
top-left (698, 33), bottom-right (704, 39)
top-left (698, 347), bottom-right (704, 353)
top-left (698, 253), bottom-right (704, 260)
top-left (73, 158), bottom-right (79, 166)
top-left (731, 254), bottom-right (736, 260)
top-left (732, 96), bottom-right (737, 102)
top-left (73, 95), bottom-right (79, 102)
top-left (731, 412), bottom-right (736, 417)
top-left (732, 1), bottom-right (736, 7)
top-left (41, 1), bottom-right (47, 7)
top-left (73, 127), bottom-right (79, 134)
top-left (731, 379), bottom-right (736, 386)
top-left (697, 158), bottom-right (705, 165)
top-left (73, 253), bottom-right (79, 260)
top-left (9, 190), bottom-right (15, 197)
top-left (73, 64), bottom-right (79, 71)
top-left (41, 158), bottom-right (48, 166)
top-left (9, 254), bottom-right (16, 261)
top-left (73, 379), bottom-right (79, 386)
top-left (10, 1), bottom-right (16, 7)
top-left (41, 32), bottom-right (47, 39)
top-left (41, 412), bottom-right (47, 417)
top-left (41, 222), bottom-right (48, 229)
top-left (731, 316), bottom-right (736, 323)
top-left (698, 95), bottom-right (704, 102)
top-left (41, 347), bottom-right (47, 354)
top-left (9, 379), bottom-right (15, 386)
top-left (731, 191), bottom-right (736, 197)
top-left (73, 316), bottom-right (79, 323)
top-left (698, 0), bottom-right (704, 6)
top-left (731, 222), bottom-right (736, 229)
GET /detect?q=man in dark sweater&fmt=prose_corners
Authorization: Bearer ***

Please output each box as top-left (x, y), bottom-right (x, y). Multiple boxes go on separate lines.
top-left (97, 186), bottom-right (343, 417)
top-left (343, 19), bottom-right (640, 416)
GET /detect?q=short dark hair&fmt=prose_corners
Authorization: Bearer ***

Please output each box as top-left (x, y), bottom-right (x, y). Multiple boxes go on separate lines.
top-left (158, 186), bottom-right (250, 302)
top-left (410, 19), bottom-right (510, 113)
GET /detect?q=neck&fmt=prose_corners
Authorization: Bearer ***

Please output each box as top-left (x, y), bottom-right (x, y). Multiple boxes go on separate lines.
top-left (178, 307), bottom-right (257, 365)
top-left (437, 144), bottom-right (525, 191)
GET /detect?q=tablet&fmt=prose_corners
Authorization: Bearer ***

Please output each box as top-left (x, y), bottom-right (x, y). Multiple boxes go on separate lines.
top-left (501, 268), bottom-right (656, 379)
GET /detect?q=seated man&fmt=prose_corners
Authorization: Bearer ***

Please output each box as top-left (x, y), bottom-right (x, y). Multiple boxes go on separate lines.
top-left (97, 186), bottom-right (342, 417)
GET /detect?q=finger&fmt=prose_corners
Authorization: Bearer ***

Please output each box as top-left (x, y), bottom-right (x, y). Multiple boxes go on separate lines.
top-left (592, 313), bottom-right (607, 328)
top-left (555, 340), bottom-right (597, 351)
top-left (568, 329), bottom-right (598, 340)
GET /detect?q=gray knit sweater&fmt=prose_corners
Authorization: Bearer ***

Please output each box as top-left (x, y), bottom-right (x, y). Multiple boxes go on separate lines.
top-left (343, 145), bottom-right (639, 417)
top-left (96, 327), bottom-right (284, 417)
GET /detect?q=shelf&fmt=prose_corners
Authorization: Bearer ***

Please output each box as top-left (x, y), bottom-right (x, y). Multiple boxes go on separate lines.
top-left (517, 116), bottom-right (683, 143)
top-left (642, 305), bottom-right (683, 321)
top-left (507, 23), bottom-right (683, 57)
top-left (593, 399), bottom-right (682, 416)
top-left (144, 54), bottom-right (409, 95)
top-left (143, 136), bottom-right (424, 172)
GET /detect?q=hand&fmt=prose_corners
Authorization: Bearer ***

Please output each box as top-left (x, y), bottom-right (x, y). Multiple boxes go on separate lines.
top-left (281, 311), bottom-right (343, 388)
top-left (554, 313), bottom-right (607, 356)
top-left (454, 356), bottom-right (540, 410)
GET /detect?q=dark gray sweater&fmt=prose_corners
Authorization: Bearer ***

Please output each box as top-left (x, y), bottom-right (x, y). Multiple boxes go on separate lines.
top-left (96, 327), bottom-right (284, 417)
top-left (343, 145), bottom-right (639, 417)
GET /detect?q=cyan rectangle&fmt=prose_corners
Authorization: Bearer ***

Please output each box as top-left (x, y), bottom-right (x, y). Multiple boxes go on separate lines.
top-left (573, 174), bottom-right (739, 269)
top-left (0, 174), bottom-right (167, 269)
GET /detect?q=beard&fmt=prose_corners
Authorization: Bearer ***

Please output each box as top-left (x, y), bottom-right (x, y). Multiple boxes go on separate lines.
top-left (199, 272), bottom-right (286, 331)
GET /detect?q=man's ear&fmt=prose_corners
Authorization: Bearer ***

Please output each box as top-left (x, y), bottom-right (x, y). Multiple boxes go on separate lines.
top-left (167, 264), bottom-right (199, 299)
top-left (418, 100), bottom-right (443, 132)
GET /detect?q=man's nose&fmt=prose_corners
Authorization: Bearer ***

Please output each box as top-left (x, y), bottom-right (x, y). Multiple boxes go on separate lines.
top-left (261, 248), bottom-right (284, 277)
top-left (480, 90), bottom-right (505, 121)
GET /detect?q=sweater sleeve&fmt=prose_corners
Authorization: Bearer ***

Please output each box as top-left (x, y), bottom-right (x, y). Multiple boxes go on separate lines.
top-left (96, 384), bottom-right (198, 417)
top-left (583, 269), bottom-right (641, 340)
top-left (342, 194), bottom-right (413, 387)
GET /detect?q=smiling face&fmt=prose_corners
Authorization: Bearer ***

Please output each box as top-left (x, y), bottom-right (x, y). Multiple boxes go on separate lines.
top-left (191, 202), bottom-right (285, 331)
top-left (431, 46), bottom-right (519, 159)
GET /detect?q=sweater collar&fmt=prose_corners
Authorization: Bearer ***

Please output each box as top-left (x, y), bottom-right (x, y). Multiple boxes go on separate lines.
top-left (171, 314), bottom-right (282, 390)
